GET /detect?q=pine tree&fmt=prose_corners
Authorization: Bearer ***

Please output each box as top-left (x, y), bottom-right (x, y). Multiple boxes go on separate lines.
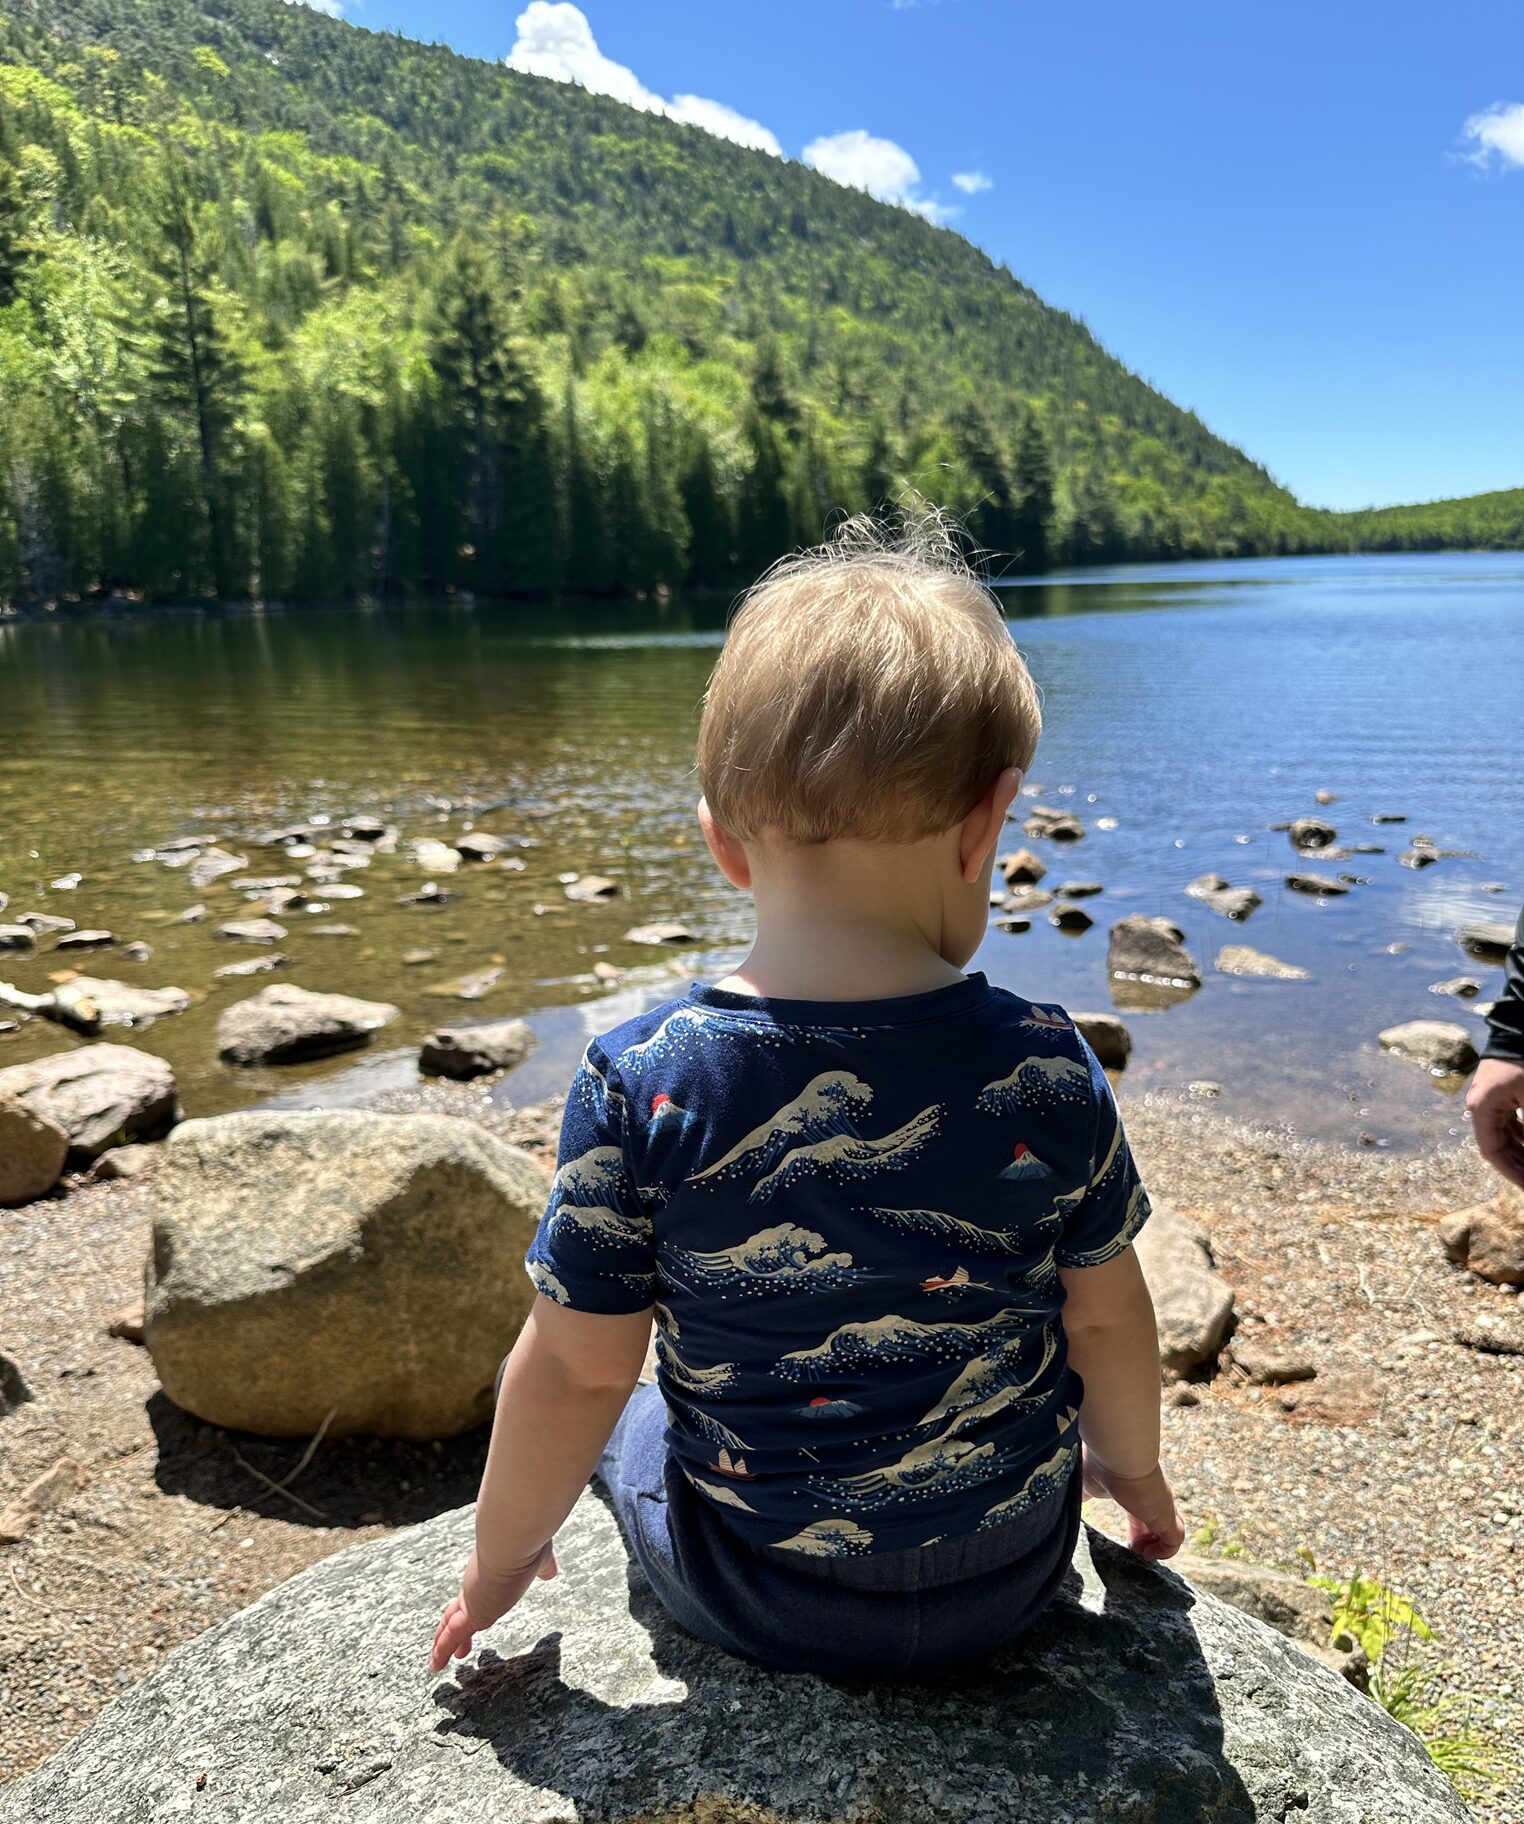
top-left (1010, 409), bottom-right (1056, 575)
top-left (561, 378), bottom-right (614, 595)
top-left (735, 405), bottom-right (793, 576)
top-left (0, 158), bottom-right (35, 307)
top-left (679, 433), bottom-right (732, 587)
top-left (140, 162), bottom-right (249, 598)
top-left (954, 399), bottom-right (1021, 565)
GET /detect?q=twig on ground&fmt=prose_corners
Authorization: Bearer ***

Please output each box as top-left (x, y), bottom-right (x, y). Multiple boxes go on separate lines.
top-left (222, 1406), bottom-right (338, 1522)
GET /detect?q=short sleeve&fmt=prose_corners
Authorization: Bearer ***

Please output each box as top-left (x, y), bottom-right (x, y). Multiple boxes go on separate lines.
top-left (1054, 1043), bottom-right (1152, 1269)
top-left (524, 1043), bottom-right (657, 1314)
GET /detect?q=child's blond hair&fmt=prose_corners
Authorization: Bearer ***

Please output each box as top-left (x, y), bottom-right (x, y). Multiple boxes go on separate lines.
top-left (697, 513), bottom-right (1042, 845)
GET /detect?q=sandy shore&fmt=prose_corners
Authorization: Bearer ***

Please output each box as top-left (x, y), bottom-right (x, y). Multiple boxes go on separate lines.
top-left (1, 1082), bottom-right (1519, 1818)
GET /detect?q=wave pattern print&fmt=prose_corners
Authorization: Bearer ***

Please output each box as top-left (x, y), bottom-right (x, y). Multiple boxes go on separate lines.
top-left (663, 1222), bottom-right (873, 1299)
top-left (616, 1006), bottom-right (850, 1073)
top-left (687, 1071), bottom-right (874, 1186)
top-left (546, 1145), bottom-right (654, 1254)
top-left (976, 1053), bottom-right (1090, 1116)
top-left (769, 1517), bottom-right (876, 1556)
top-left (975, 1443), bottom-right (1079, 1530)
top-left (572, 1048), bottom-right (625, 1125)
top-left (1059, 1179), bottom-right (1150, 1268)
top-left (773, 1308), bottom-right (1021, 1382)
top-left (527, 1262), bottom-right (570, 1305)
top-left (916, 1321), bottom-right (1060, 1432)
top-left (656, 1334), bottom-right (741, 1396)
top-left (750, 1104), bottom-right (943, 1203)
top-left (809, 1427), bottom-right (1016, 1512)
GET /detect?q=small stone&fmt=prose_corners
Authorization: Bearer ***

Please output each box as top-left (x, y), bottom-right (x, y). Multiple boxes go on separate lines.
top-left (1024, 807), bottom-right (1085, 842)
top-left (217, 985), bottom-right (400, 1067)
top-left (1456, 922), bottom-right (1514, 964)
top-left (419, 1018), bottom-right (537, 1081)
top-left (1230, 1343), bottom-right (1317, 1386)
top-left (401, 949), bottom-right (437, 966)
top-left (564, 876), bottom-right (621, 902)
top-left (1378, 1020), bottom-right (1478, 1077)
top-left (625, 923), bottom-right (695, 946)
top-left (309, 925), bottom-right (358, 938)
top-left (1428, 977), bottom-right (1481, 999)
top-left (1187, 1080), bottom-right (1223, 1098)
top-left (1168, 1385), bottom-right (1200, 1408)
top-left (1438, 1184), bottom-right (1524, 1287)
top-left (1314, 790), bottom-right (1337, 805)
top-left (998, 848), bottom-right (1047, 885)
top-left (214, 954), bottom-right (293, 979)
top-left (106, 1302), bottom-right (146, 1344)
top-left (1371, 812), bottom-right (1407, 824)
top-left (1055, 881), bottom-right (1104, 899)
top-left (1050, 904), bottom-right (1093, 933)
top-left (1108, 916), bottom-right (1200, 988)
top-left (592, 962), bottom-right (624, 983)
top-left (395, 884), bottom-right (459, 908)
top-left (54, 930), bottom-right (116, 951)
top-left (0, 1455), bottom-right (88, 1543)
top-left (0, 1351), bottom-right (34, 1414)
top-left (216, 919), bottom-right (287, 946)
top-left (1288, 817), bottom-right (1337, 849)
top-left (0, 1093), bottom-right (71, 1205)
top-left (1134, 1204), bottom-right (1235, 1376)
top-left (423, 968), bottom-right (503, 1002)
top-left (454, 833), bottom-right (506, 862)
top-left (1285, 873), bottom-right (1349, 897)
top-left (88, 1143), bottom-right (160, 1183)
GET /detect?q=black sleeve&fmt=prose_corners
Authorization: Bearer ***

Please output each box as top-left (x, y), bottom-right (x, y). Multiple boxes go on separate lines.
top-left (1483, 908), bottom-right (1524, 1065)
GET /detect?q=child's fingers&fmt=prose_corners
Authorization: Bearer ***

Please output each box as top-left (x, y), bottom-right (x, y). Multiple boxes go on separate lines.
top-left (428, 1598), bottom-right (475, 1672)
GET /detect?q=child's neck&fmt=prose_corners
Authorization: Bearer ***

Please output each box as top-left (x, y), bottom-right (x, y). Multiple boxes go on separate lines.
top-left (715, 847), bottom-right (968, 1004)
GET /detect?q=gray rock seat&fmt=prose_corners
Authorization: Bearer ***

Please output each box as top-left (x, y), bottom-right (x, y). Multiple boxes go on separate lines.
top-left (0, 1493), bottom-right (1465, 1822)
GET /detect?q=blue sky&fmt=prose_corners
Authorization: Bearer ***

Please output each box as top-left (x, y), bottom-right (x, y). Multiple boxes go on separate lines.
top-left (325, 0), bottom-right (1521, 512)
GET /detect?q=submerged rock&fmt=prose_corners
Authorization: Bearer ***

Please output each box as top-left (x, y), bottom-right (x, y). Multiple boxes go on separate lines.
top-left (143, 1111), bottom-right (547, 1437)
top-left (0, 1489), bottom-right (1463, 1823)
top-left (213, 953), bottom-right (293, 979)
top-left (1215, 946), bottom-right (1309, 981)
top-left (0, 925), bottom-right (36, 954)
top-left (217, 984), bottom-right (400, 1066)
top-left (564, 875), bottom-right (620, 902)
top-left (1377, 1020), bottom-right (1478, 1077)
top-left (53, 929), bottom-right (116, 951)
top-left (419, 1018), bottom-right (537, 1081)
top-left (0, 1094), bottom-right (70, 1206)
top-left (216, 918), bottom-right (287, 946)
top-left (1428, 976), bottom-right (1481, 999)
top-left (1456, 921), bottom-right (1514, 963)
top-left (0, 1043), bottom-right (179, 1159)
top-left (1134, 1203), bottom-right (1235, 1377)
top-left (1285, 873), bottom-right (1349, 897)
top-left (1187, 876), bottom-right (1262, 921)
top-left (1438, 1183), bottom-right (1524, 1287)
top-left (61, 977), bottom-right (191, 1027)
top-left (1050, 904), bottom-right (1093, 933)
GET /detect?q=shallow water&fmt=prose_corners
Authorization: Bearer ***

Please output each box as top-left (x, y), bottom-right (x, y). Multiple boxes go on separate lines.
top-left (1, 551), bottom-right (1519, 1149)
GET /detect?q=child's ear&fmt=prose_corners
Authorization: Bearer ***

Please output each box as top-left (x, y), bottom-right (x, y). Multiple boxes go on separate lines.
top-left (698, 797), bottom-right (752, 889)
top-left (959, 768), bottom-right (1023, 882)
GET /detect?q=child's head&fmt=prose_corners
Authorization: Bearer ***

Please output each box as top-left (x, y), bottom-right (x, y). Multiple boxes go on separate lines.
top-left (697, 514), bottom-right (1041, 967)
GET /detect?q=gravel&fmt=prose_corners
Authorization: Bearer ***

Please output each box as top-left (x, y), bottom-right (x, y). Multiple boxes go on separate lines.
top-left (1, 1081), bottom-right (1519, 1818)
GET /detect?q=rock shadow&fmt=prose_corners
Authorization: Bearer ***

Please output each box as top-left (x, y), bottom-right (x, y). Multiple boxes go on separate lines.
top-left (429, 1509), bottom-right (1258, 1822)
top-left (146, 1389), bottom-right (490, 1529)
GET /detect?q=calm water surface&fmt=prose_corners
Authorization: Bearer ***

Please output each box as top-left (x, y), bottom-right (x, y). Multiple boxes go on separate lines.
top-left (1, 551), bottom-right (1519, 1149)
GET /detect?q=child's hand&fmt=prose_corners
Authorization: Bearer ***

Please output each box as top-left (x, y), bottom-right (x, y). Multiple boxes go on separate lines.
top-left (428, 1541), bottom-right (558, 1672)
top-left (1081, 1448), bottom-right (1185, 1561)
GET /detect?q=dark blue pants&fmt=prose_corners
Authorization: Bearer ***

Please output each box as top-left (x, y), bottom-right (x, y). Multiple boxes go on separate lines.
top-left (593, 1380), bottom-right (1083, 1679)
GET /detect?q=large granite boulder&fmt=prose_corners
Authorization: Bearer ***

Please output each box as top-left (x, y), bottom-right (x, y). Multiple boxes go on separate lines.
top-left (0, 1493), bottom-right (1465, 1823)
top-left (216, 983), bottom-right (400, 1065)
top-left (0, 1043), bottom-right (180, 1159)
top-left (144, 1111), bottom-right (548, 1438)
top-left (0, 1095), bottom-right (70, 1206)
top-left (1134, 1202), bottom-right (1236, 1377)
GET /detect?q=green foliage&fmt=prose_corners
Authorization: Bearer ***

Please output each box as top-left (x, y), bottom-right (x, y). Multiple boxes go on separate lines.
top-left (1306, 1569), bottom-right (1433, 1665)
top-left (0, 0), bottom-right (1516, 607)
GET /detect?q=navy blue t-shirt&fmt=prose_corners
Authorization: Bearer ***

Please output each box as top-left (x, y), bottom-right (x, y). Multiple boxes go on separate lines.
top-left (525, 973), bottom-right (1151, 1557)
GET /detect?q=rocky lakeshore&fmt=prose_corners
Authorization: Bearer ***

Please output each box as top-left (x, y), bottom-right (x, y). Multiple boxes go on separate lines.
top-left (1, 1077), bottom-right (1520, 1817)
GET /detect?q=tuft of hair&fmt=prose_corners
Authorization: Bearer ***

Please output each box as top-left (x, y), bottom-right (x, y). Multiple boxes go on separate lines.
top-left (697, 510), bottom-right (1042, 845)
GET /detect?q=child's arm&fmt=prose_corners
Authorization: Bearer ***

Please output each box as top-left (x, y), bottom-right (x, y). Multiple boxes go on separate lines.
top-left (1060, 1249), bottom-right (1184, 1561)
top-left (429, 1296), bottom-right (651, 1672)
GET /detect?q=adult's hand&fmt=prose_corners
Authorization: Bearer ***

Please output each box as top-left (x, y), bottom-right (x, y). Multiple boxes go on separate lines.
top-left (1466, 1057), bottom-right (1524, 1192)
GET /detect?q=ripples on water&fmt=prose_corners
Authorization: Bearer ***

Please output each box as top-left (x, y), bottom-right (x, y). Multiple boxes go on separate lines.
top-left (0, 552), bottom-right (1519, 1149)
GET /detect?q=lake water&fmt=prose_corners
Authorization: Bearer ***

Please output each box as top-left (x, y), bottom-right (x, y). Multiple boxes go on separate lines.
top-left (1, 551), bottom-right (1519, 1150)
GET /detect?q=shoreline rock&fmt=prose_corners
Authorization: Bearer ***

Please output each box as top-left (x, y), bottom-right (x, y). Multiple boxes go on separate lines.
top-left (0, 1492), bottom-right (1465, 1823)
top-left (0, 1044), bottom-right (180, 1160)
top-left (217, 984), bottom-right (400, 1066)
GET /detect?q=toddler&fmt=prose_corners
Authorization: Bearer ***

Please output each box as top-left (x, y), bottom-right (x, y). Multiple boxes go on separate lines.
top-left (431, 517), bottom-right (1182, 1679)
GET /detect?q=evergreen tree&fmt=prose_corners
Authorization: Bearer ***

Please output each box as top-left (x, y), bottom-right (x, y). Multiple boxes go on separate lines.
top-left (1010, 409), bottom-right (1056, 574)
top-left (561, 378), bottom-right (614, 595)
top-left (678, 433), bottom-right (732, 587)
top-left (0, 158), bottom-right (34, 306)
top-left (735, 406), bottom-right (794, 577)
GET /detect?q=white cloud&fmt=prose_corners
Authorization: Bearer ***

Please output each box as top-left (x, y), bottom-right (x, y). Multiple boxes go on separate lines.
top-left (952, 169), bottom-right (992, 194)
top-left (667, 93), bottom-right (783, 156)
top-left (507, 4), bottom-right (781, 155)
top-left (803, 129), bottom-right (948, 220)
top-left (1462, 101), bottom-right (1524, 170)
top-left (285, 0), bottom-right (344, 14)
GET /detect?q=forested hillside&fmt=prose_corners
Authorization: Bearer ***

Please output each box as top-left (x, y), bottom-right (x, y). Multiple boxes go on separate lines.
top-left (0, 0), bottom-right (1517, 608)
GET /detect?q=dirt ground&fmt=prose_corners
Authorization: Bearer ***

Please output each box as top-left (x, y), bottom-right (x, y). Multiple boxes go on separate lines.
top-left (1, 1082), bottom-right (1519, 1819)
